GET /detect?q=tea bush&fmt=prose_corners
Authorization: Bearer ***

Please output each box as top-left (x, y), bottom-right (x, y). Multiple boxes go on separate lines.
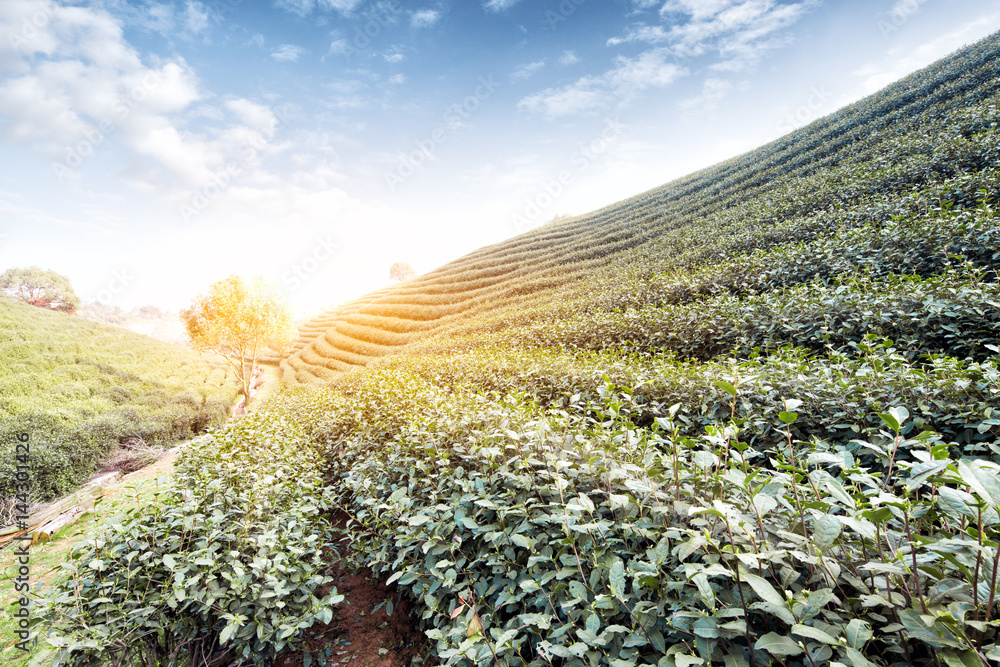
top-left (252, 351), bottom-right (1000, 667)
top-left (31, 416), bottom-right (344, 667)
top-left (326, 398), bottom-right (1000, 667)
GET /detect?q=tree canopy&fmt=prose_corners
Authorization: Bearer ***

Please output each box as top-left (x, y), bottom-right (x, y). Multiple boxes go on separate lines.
top-left (389, 261), bottom-right (416, 282)
top-left (180, 275), bottom-right (294, 407)
top-left (0, 266), bottom-right (80, 313)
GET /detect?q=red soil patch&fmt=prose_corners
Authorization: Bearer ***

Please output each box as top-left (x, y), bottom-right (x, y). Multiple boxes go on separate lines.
top-left (273, 521), bottom-right (433, 667)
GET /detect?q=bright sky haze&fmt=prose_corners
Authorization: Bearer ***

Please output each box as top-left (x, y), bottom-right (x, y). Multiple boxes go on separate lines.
top-left (2, 0), bottom-right (1000, 318)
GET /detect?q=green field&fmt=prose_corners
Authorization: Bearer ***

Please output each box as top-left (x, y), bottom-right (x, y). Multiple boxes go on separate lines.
top-left (23, 30), bottom-right (1000, 667)
top-left (0, 298), bottom-right (238, 504)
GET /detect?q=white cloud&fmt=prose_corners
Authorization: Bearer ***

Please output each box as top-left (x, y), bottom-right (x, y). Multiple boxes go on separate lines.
top-left (274, 0), bottom-right (364, 15)
top-left (184, 1), bottom-right (210, 33)
top-left (271, 44), bottom-right (304, 62)
top-left (321, 0), bottom-right (365, 12)
top-left (679, 77), bottom-right (749, 111)
top-left (660, 0), bottom-right (736, 22)
top-left (484, 0), bottom-right (523, 13)
top-left (225, 99), bottom-right (276, 128)
top-left (274, 0), bottom-right (315, 16)
top-left (411, 9), bottom-right (440, 28)
top-left (323, 79), bottom-right (368, 110)
top-left (848, 12), bottom-right (1000, 102)
top-left (511, 60), bottom-right (545, 82)
top-left (0, 0), bottom-right (299, 194)
top-left (384, 51), bottom-right (405, 63)
top-left (607, 24), bottom-right (670, 46)
top-left (608, 0), bottom-right (816, 70)
top-left (559, 50), bottom-right (579, 66)
top-left (519, 48), bottom-right (685, 118)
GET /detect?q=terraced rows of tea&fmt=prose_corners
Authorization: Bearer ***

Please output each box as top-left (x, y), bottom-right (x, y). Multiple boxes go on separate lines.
top-left (278, 32), bottom-right (1000, 384)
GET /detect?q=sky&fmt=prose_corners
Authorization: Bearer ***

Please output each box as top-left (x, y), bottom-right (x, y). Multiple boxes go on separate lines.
top-left (1, 0), bottom-right (1000, 319)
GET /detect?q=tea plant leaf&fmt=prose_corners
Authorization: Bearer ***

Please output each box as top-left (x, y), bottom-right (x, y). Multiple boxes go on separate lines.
top-left (755, 632), bottom-right (803, 656)
top-left (609, 560), bottom-right (626, 598)
top-left (742, 572), bottom-right (785, 606)
top-left (814, 514), bottom-right (842, 551)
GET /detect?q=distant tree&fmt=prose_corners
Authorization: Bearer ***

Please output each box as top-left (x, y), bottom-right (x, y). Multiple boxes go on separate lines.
top-left (389, 261), bottom-right (416, 282)
top-left (0, 266), bottom-right (80, 313)
top-left (136, 305), bottom-right (163, 319)
top-left (79, 302), bottom-right (127, 326)
top-left (180, 275), bottom-right (295, 407)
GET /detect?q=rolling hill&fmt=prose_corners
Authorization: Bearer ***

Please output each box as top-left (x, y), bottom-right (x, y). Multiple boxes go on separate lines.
top-left (274, 31), bottom-right (1000, 385)
top-left (0, 298), bottom-right (238, 504)
top-left (32, 30), bottom-right (1000, 667)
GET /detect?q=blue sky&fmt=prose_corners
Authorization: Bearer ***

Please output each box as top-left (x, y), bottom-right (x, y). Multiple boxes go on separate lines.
top-left (2, 0), bottom-right (1000, 317)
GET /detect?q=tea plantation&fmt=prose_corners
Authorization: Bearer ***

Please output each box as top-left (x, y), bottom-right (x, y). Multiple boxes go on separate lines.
top-left (30, 30), bottom-right (1000, 667)
top-left (0, 298), bottom-right (238, 503)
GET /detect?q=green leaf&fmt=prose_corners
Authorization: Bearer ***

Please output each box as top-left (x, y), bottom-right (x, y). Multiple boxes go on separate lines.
top-left (609, 560), bottom-right (626, 598)
top-left (791, 624), bottom-right (838, 645)
top-left (692, 573), bottom-right (715, 608)
top-left (220, 622), bottom-right (237, 645)
top-left (821, 476), bottom-right (857, 509)
top-left (750, 601), bottom-right (796, 625)
top-left (754, 632), bottom-right (802, 656)
top-left (878, 411), bottom-right (900, 433)
top-left (752, 494), bottom-right (778, 518)
top-left (676, 655), bottom-right (704, 667)
top-left (958, 461), bottom-right (1000, 509)
top-left (713, 380), bottom-right (737, 397)
top-left (844, 647), bottom-right (878, 667)
top-left (520, 579), bottom-right (541, 593)
top-left (779, 411), bottom-right (798, 425)
top-left (511, 534), bottom-right (533, 549)
top-left (813, 514), bottom-right (842, 551)
top-left (941, 649), bottom-right (987, 667)
top-left (162, 554), bottom-right (176, 570)
top-left (845, 619), bottom-right (873, 649)
top-left (743, 572), bottom-right (784, 606)
top-left (889, 406), bottom-right (910, 429)
top-left (937, 486), bottom-right (976, 519)
top-left (693, 450), bottom-right (718, 469)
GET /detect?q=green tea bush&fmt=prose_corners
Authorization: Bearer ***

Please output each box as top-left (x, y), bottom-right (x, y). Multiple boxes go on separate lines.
top-left (31, 415), bottom-right (344, 667)
top-left (319, 380), bottom-right (1000, 667)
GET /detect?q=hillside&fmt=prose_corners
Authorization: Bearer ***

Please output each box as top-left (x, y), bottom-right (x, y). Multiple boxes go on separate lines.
top-left (276, 31), bottom-right (1000, 384)
top-left (0, 298), bottom-right (238, 506)
top-left (30, 31), bottom-right (1000, 667)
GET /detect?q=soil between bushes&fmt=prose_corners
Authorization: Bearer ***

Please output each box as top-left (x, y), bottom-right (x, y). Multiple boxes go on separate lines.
top-left (271, 557), bottom-right (432, 667)
top-left (272, 512), bottom-right (433, 667)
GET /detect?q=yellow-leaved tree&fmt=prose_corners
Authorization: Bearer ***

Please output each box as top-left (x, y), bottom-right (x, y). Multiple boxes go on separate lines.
top-left (180, 275), bottom-right (294, 408)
